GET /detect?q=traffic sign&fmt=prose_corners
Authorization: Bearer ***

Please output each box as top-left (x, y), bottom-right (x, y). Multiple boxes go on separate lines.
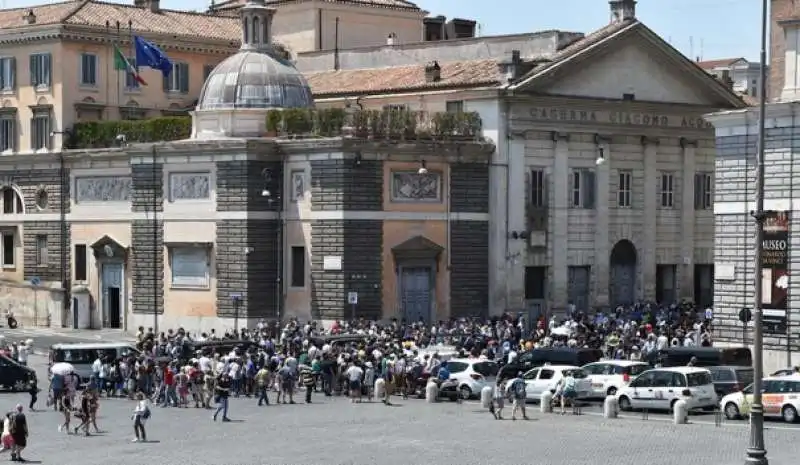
top-left (347, 292), bottom-right (358, 305)
top-left (30, 277), bottom-right (40, 286)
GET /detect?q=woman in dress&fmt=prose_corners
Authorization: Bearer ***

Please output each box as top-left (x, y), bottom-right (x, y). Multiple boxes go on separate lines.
top-left (132, 392), bottom-right (149, 443)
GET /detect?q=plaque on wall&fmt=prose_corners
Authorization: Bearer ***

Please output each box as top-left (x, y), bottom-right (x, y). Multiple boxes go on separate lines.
top-left (323, 256), bottom-right (342, 271)
top-left (169, 172), bottom-right (210, 201)
top-left (391, 171), bottom-right (441, 202)
top-left (75, 176), bottom-right (132, 203)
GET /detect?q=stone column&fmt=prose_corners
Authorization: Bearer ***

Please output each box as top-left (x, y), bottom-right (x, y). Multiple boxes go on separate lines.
top-left (680, 139), bottom-right (697, 299)
top-left (488, 130), bottom-right (509, 315)
top-left (642, 137), bottom-right (659, 301)
top-left (507, 139), bottom-right (527, 309)
top-left (594, 139), bottom-right (610, 308)
top-left (551, 132), bottom-right (569, 308)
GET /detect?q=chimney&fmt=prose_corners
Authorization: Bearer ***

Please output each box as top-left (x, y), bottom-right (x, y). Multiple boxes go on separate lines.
top-left (424, 61), bottom-right (441, 83)
top-left (148, 0), bottom-right (160, 13)
top-left (22, 9), bottom-right (36, 25)
top-left (720, 69), bottom-right (733, 88)
top-left (609, 0), bottom-right (636, 23)
top-left (386, 32), bottom-right (396, 46)
top-left (498, 49), bottom-right (522, 81)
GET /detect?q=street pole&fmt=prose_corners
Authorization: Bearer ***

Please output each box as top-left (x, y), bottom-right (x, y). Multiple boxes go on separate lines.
top-left (233, 296), bottom-right (240, 335)
top-left (152, 146), bottom-right (159, 337)
top-left (746, 1), bottom-right (769, 464)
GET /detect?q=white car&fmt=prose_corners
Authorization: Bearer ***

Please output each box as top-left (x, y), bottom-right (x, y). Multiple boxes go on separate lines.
top-left (719, 374), bottom-right (800, 423)
top-left (582, 360), bottom-right (649, 397)
top-left (444, 358), bottom-right (499, 399)
top-left (522, 365), bottom-right (591, 402)
top-left (616, 367), bottom-right (717, 412)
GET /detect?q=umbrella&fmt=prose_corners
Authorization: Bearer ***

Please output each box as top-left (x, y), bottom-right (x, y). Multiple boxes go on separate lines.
top-left (50, 362), bottom-right (74, 376)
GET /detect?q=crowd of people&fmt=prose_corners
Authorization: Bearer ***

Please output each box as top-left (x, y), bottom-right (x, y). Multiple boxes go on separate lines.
top-left (0, 300), bottom-right (716, 452)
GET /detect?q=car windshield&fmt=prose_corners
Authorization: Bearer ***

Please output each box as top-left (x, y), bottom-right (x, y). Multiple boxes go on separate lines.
top-left (736, 369), bottom-right (754, 386)
top-left (447, 362), bottom-right (469, 373)
top-left (472, 362), bottom-right (499, 377)
top-left (687, 371), bottom-right (713, 387)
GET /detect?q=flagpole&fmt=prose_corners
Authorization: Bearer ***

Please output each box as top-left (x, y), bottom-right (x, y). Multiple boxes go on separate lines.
top-left (129, 20), bottom-right (135, 90)
top-left (105, 21), bottom-right (111, 118)
top-left (116, 21), bottom-right (121, 116)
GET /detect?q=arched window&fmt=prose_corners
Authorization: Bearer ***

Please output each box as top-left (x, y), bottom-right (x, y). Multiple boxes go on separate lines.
top-left (252, 16), bottom-right (260, 44)
top-left (1, 187), bottom-right (23, 214)
top-left (243, 17), bottom-right (250, 43)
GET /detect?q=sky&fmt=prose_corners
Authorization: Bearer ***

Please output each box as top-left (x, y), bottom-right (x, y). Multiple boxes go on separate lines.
top-left (3, 0), bottom-right (764, 62)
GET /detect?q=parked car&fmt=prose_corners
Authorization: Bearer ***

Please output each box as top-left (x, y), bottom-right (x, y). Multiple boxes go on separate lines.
top-left (582, 360), bottom-right (649, 397)
top-left (770, 368), bottom-right (798, 377)
top-left (441, 358), bottom-right (499, 399)
top-left (522, 365), bottom-right (591, 402)
top-left (616, 367), bottom-right (717, 412)
top-left (0, 354), bottom-right (36, 392)
top-left (707, 365), bottom-right (754, 398)
top-left (720, 374), bottom-right (800, 423)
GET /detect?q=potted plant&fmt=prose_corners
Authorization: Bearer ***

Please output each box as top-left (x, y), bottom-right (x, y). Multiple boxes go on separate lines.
top-left (266, 110), bottom-right (283, 137)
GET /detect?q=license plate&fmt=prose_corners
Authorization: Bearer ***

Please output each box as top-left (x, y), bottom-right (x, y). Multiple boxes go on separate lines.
top-left (699, 397), bottom-right (711, 402)
top-left (592, 383), bottom-right (603, 388)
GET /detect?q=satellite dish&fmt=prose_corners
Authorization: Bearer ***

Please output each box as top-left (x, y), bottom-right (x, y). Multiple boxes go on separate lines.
top-left (104, 244), bottom-right (114, 257)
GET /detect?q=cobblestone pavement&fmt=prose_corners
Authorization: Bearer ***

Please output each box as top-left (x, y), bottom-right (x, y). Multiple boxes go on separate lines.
top-left (0, 356), bottom-right (791, 465)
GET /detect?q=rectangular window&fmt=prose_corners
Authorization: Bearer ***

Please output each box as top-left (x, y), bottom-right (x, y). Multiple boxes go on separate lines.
top-left (80, 53), bottom-right (97, 86)
top-left (124, 57), bottom-right (140, 89)
top-left (445, 100), bottom-right (464, 113)
top-left (0, 115), bottom-right (14, 152)
top-left (1, 188), bottom-right (20, 214)
top-left (170, 246), bottom-right (209, 288)
top-left (660, 172), bottom-right (674, 208)
top-left (29, 53), bottom-right (51, 88)
top-left (74, 244), bottom-right (87, 281)
top-left (30, 111), bottom-right (51, 151)
top-left (694, 173), bottom-right (713, 210)
top-left (290, 246), bottom-right (305, 288)
top-left (164, 62), bottom-right (190, 93)
top-left (530, 169), bottom-right (546, 207)
top-left (35, 234), bottom-right (47, 266)
top-left (569, 169), bottom-right (595, 209)
top-left (0, 57), bottom-right (15, 91)
top-left (617, 171), bottom-right (632, 207)
top-left (1, 231), bottom-right (13, 267)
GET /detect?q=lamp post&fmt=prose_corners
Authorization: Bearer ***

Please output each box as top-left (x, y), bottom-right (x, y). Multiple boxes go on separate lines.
top-left (261, 168), bottom-right (282, 323)
top-left (746, 1), bottom-right (769, 464)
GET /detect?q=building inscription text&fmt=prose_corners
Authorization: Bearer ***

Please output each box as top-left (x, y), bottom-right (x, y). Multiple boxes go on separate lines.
top-left (528, 107), bottom-right (713, 129)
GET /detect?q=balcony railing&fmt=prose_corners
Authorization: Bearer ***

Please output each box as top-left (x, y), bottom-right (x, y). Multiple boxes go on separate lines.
top-left (68, 108), bottom-right (484, 149)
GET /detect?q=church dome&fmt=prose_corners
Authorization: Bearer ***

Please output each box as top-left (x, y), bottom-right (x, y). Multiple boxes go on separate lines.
top-left (196, 50), bottom-right (314, 110)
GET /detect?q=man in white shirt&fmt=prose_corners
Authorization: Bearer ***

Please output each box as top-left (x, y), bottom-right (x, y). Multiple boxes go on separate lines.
top-left (344, 363), bottom-right (364, 403)
top-left (17, 343), bottom-right (29, 366)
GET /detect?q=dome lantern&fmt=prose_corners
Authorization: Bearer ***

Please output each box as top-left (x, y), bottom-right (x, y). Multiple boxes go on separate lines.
top-left (240, 0), bottom-right (275, 52)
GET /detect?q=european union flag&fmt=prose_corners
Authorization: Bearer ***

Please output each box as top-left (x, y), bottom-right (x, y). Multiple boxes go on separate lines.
top-left (134, 36), bottom-right (172, 77)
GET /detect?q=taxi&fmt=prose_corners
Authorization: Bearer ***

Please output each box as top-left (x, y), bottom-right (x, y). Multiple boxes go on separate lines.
top-left (719, 374), bottom-right (800, 423)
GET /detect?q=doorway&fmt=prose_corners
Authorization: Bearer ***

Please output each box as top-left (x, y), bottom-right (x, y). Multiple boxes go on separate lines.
top-left (610, 239), bottom-right (637, 307)
top-left (399, 267), bottom-right (432, 324)
top-left (101, 262), bottom-right (124, 329)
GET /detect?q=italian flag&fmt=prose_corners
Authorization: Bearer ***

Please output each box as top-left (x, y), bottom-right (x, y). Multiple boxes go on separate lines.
top-left (113, 44), bottom-right (146, 85)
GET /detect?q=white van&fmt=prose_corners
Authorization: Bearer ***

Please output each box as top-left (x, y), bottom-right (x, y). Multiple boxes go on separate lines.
top-left (616, 366), bottom-right (717, 412)
top-left (49, 342), bottom-right (139, 384)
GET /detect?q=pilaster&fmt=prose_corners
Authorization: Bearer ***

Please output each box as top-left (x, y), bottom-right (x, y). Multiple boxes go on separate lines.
top-left (551, 132), bottom-right (569, 307)
top-left (642, 136), bottom-right (659, 300)
top-left (594, 136), bottom-right (611, 308)
top-left (488, 134), bottom-right (509, 314)
top-left (507, 139), bottom-right (527, 309)
top-left (681, 138), bottom-right (697, 299)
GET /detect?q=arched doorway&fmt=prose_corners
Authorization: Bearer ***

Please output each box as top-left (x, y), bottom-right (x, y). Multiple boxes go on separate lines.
top-left (610, 239), bottom-right (637, 307)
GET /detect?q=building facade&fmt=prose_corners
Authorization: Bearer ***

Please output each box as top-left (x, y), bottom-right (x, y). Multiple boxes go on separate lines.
top-left (697, 58), bottom-right (765, 99)
top-left (706, 7), bottom-right (800, 374)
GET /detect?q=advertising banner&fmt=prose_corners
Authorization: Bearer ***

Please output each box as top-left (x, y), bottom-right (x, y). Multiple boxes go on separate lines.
top-left (761, 210), bottom-right (790, 335)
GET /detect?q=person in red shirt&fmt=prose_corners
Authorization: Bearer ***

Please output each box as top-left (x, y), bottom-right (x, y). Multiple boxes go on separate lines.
top-left (160, 365), bottom-right (177, 407)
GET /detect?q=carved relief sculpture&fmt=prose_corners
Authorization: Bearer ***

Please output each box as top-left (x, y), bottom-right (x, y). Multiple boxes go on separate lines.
top-left (391, 171), bottom-right (441, 202)
top-left (169, 172), bottom-right (211, 201)
top-left (291, 170), bottom-right (305, 201)
top-left (75, 176), bottom-right (132, 202)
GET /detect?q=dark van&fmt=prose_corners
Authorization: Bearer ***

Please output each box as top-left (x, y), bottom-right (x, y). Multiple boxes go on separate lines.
top-left (515, 347), bottom-right (604, 371)
top-left (656, 347), bottom-right (752, 368)
top-left (0, 354), bottom-right (36, 392)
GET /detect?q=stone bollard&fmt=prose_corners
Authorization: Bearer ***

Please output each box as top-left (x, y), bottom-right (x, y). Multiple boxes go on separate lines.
top-left (481, 386), bottom-right (493, 408)
top-left (425, 381), bottom-right (439, 403)
top-left (540, 390), bottom-right (553, 413)
top-left (375, 378), bottom-right (386, 400)
top-left (603, 395), bottom-right (618, 419)
top-left (673, 399), bottom-right (689, 424)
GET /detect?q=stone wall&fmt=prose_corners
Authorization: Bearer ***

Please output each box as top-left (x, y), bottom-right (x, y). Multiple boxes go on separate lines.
top-left (215, 219), bottom-right (280, 319)
top-left (0, 280), bottom-right (64, 328)
top-left (216, 160), bottom-right (282, 212)
top-left (450, 221), bottom-right (489, 317)
top-left (310, 159), bottom-right (383, 210)
top-left (22, 221), bottom-right (69, 283)
top-left (131, 220), bottom-right (164, 315)
top-left (310, 219), bottom-right (382, 320)
top-left (450, 162), bottom-right (489, 213)
top-left (131, 163), bottom-right (163, 213)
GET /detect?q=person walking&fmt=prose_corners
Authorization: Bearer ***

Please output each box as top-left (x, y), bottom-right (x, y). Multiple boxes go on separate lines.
top-left (489, 379), bottom-right (505, 420)
top-left (73, 390), bottom-right (92, 436)
top-left (27, 377), bottom-right (39, 412)
top-left (213, 372), bottom-right (231, 422)
top-left (299, 364), bottom-right (315, 404)
top-left (255, 364), bottom-right (270, 406)
top-left (559, 370), bottom-right (579, 415)
top-left (131, 392), bottom-right (150, 443)
top-left (345, 362), bottom-right (364, 403)
top-left (508, 373), bottom-right (529, 421)
top-left (9, 405), bottom-right (27, 462)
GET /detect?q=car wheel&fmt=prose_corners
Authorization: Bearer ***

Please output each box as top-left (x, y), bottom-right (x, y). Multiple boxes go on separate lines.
top-left (459, 385), bottom-right (473, 400)
top-left (606, 387), bottom-right (617, 396)
top-left (782, 405), bottom-right (798, 423)
top-left (12, 380), bottom-right (26, 392)
top-left (724, 402), bottom-right (740, 420)
top-left (618, 395), bottom-right (632, 411)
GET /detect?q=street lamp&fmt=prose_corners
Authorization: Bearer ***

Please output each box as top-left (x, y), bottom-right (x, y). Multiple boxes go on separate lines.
top-left (746, 1), bottom-right (769, 464)
top-left (261, 168), bottom-right (283, 323)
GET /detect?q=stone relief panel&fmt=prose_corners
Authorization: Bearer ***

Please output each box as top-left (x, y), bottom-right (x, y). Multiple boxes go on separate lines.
top-left (75, 176), bottom-right (132, 203)
top-left (169, 172), bottom-right (211, 201)
top-left (290, 170), bottom-right (305, 202)
top-left (391, 171), bottom-right (441, 202)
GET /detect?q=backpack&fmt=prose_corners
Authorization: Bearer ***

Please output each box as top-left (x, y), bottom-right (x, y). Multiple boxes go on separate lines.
top-left (513, 379), bottom-right (526, 397)
top-left (141, 406), bottom-right (151, 420)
